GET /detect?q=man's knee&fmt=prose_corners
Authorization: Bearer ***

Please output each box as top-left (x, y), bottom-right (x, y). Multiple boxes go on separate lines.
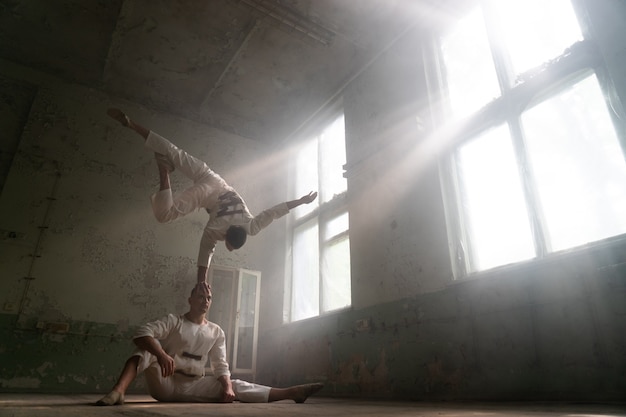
top-left (125, 356), bottom-right (140, 367)
top-left (154, 214), bottom-right (170, 224)
top-left (152, 208), bottom-right (177, 223)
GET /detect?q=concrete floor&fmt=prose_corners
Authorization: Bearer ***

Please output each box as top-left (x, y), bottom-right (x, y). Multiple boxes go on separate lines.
top-left (1, 394), bottom-right (625, 417)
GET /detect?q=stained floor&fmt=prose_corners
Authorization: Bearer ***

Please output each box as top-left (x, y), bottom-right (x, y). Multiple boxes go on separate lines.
top-left (1, 394), bottom-right (626, 417)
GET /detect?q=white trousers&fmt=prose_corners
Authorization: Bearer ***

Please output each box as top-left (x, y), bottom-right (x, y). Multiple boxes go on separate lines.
top-left (145, 131), bottom-right (230, 223)
top-left (136, 352), bottom-right (271, 403)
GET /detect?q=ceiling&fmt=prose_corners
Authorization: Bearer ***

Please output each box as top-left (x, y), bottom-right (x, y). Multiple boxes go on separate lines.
top-left (0, 0), bottom-right (456, 144)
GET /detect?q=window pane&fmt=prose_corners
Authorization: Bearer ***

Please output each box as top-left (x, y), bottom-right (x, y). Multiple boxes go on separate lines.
top-left (457, 125), bottom-right (536, 271)
top-left (325, 211), bottom-right (349, 241)
top-left (292, 220), bottom-right (319, 321)
top-left (235, 272), bottom-right (258, 369)
top-left (320, 115), bottom-right (347, 203)
top-left (321, 236), bottom-right (351, 312)
top-left (489, 0), bottom-right (582, 76)
top-left (441, 6), bottom-right (501, 119)
top-left (289, 112), bottom-right (350, 322)
top-left (522, 74), bottom-right (626, 251)
top-left (294, 138), bottom-right (319, 218)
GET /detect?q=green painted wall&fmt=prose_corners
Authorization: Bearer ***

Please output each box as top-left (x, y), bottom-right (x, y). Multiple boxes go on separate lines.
top-left (0, 314), bottom-right (146, 393)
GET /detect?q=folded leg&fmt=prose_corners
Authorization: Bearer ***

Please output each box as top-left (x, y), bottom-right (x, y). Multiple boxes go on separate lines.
top-left (145, 132), bottom-right (226, 186)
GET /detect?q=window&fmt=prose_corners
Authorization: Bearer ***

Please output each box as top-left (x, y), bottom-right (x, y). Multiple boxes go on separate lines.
top-left (433, 0), bottom-right (626, 275)
top-left (287, 113), bottom-right (351, 322)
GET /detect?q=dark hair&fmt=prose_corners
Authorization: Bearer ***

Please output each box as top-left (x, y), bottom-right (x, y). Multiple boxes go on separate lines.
top-left (191, 285), bottom-right (212, 297)
top-left (225, 225), bottom-right (247, 249)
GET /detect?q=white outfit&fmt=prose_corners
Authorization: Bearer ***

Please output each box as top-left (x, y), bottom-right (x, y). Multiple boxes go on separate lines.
top-left (132, 314), bottom-right (271, 402)
top-left (144, 132), bottom-right (290, 267)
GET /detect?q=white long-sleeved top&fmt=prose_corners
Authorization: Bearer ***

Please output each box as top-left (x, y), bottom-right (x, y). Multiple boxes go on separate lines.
top-left (197, 201), bottom-right (289, 267)
top-left (133, 314), bottom-right (230, 379)
top-left (145, 131), bottom-right (291, 268)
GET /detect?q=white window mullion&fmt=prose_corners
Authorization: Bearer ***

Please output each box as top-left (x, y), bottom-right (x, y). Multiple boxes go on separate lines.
top-left (507, 116), bottom-right (550, 257)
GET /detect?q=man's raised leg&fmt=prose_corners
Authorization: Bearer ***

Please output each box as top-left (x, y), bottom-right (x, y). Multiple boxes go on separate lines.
top-left (107, 108), bottom-right (175, 174)
top-left (107, 108), bottom-right (149, 140)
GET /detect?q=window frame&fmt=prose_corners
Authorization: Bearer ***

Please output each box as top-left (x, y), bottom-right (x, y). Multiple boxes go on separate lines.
top-left (427, 1), bottom-right (626, 279)
top-left (285, 108), bottom-right (351, 322)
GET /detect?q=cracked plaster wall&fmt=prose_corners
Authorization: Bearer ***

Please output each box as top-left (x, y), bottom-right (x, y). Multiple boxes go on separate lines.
top-left (0, 66), bottom-right (280, 392)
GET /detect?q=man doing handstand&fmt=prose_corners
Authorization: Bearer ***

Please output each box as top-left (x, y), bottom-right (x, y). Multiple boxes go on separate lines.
top-left (107, 108), bottom-right (317, 284)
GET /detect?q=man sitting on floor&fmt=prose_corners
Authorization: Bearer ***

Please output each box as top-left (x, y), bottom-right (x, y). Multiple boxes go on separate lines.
top-left (96, 283), bottom-right (323, 405)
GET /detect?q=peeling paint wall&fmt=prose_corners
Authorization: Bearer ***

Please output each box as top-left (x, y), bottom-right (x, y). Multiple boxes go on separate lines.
top-left (0, 313), bottom-right (144, 393)
top-left (343, 25), bottom-right (450, 308)
top-left (258, 245), bottom-right (626, 401)
top-left (0, 82), bottom-right (270, 321)
top-left (0, 66), bottom-right (281, 392)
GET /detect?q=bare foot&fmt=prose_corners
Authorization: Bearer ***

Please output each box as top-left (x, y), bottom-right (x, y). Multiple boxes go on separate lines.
top-left (107, 108), bottom-right (130, 127)
top-left (95, 390), bottom-right (125, 406)
top-left (293, 383), bottom-right (324, 403)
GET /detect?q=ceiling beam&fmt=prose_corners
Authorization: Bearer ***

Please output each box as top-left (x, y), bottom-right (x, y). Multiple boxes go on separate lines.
top-left (240, 0), bottom-right (336, 46)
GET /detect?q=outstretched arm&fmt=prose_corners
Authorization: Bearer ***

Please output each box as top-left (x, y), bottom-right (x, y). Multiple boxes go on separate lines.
top-left (286, 191), bottom-right (318, 209)
top-left (247, 191), bottom-right (318, 237)
top-left (197, 229), bottom-right (218, 284)
top-left (197, 266), bottom-right (209, 284)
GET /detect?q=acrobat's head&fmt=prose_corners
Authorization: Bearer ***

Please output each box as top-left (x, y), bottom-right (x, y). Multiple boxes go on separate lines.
top-left (225, 225), bottom-right (247, 251)
top-left (189, 282), bottom-right (212, 315)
